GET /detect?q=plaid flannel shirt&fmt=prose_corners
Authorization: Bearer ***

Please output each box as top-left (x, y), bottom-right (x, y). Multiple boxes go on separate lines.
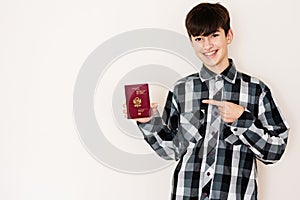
top-left (138, 59), bottom-right (289, 200)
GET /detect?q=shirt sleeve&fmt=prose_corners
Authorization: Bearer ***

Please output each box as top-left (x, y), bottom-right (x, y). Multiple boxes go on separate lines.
top-left (137, 91), bottom-right (188, 161)
top-left (225, 86), bottom-right (289, 164)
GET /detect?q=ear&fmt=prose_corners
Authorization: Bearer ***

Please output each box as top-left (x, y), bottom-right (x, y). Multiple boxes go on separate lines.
top-left (226, 29), bottom-right (234, 44)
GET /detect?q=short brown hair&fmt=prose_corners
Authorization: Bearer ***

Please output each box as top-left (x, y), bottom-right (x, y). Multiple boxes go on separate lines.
top-left (185, 3), bottom-right (231, 38)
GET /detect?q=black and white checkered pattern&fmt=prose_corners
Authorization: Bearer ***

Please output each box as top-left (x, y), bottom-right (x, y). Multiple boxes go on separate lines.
top-left (138, 59), bottom-right (289, 200)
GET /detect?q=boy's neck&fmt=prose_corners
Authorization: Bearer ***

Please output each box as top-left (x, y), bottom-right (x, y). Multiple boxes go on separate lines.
top-left (204, 58), bottom-right (230, 75)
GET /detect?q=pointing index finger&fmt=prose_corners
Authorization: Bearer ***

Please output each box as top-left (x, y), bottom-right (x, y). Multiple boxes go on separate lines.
top-left (202, 99), bottom-right (223, 107)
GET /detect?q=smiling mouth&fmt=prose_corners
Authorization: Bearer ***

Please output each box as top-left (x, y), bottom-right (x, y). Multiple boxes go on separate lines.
top-left (203, 50), bottom-right (218, 56)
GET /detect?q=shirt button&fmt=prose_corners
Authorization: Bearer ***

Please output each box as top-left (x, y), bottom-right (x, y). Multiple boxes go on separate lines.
top-left (233, 128), bottom-right (238, 131)
top-left (214, 111), bottom-right (219, 116)
top-left (203, 192), bottom-right (208, 196)
top-left (216, 75), bottom-right (222, 80)
top-left (207, 172), bottom-right (211, 176)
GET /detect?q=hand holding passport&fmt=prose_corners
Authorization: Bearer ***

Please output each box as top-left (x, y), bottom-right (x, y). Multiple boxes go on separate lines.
top-left (124, 83), bottom-right (157, 122)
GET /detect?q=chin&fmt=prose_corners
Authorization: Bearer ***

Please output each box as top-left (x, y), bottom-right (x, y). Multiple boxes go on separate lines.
top-left (204, 60), bottom-right (218, 67)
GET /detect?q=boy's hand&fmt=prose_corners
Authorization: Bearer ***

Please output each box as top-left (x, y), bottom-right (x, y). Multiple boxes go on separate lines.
top-left (202, 100), bottom-right (244, 123)
top-left (123, 103), bottom-right (158, 123)
top-left (134, 103), bottom-right (158, 123)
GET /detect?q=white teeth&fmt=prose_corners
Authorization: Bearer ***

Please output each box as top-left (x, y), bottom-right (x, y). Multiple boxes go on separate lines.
top-left (204, 51), bottom-right (216, 56)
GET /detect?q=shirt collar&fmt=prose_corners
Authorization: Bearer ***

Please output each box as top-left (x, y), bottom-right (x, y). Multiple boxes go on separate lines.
top-left (199, 58), bottom-right (237, 84)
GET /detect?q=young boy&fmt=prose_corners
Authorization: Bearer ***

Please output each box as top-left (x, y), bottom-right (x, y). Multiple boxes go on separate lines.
top-left (136, 3), bottom-right (289, 200)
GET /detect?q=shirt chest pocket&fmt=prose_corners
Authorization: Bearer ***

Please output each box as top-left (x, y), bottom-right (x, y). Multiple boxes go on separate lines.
top-left (223, 126), bottom-right (243, 145)
top-left (179, 110), bottom-right (205, 143)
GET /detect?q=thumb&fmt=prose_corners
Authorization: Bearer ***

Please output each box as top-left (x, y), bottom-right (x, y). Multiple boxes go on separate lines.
top-left (150, 102), bottom-right (158, 109)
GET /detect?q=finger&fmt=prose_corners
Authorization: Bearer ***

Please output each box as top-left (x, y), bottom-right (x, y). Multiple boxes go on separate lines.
top-left (134, 117), bottom-right (152, 123)
top-left (151, 109), bottom-right (158, 116)
top-left (150, 102), bottom-right (158, 108)
top-left (219, 109), bottom-right (225, 115)
top-left (202, 99), bottom-right (223, 107)
top-left (219, 106), bottom-right (229, 114)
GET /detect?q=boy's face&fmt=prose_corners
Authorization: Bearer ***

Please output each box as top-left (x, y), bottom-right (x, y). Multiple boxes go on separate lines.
top-left (190, 28), bottom-right (233, 73)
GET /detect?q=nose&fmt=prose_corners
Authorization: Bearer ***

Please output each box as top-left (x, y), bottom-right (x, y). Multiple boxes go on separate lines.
top-left (203, 38), bottom-right (213, 50)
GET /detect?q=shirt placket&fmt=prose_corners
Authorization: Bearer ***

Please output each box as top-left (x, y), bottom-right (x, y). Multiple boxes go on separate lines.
top-left (200, 75), bottom-right (223, 200)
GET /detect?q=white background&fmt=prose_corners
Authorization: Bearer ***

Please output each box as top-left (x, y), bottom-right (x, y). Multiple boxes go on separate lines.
top-left (0, 0), bottom-right (299, 199)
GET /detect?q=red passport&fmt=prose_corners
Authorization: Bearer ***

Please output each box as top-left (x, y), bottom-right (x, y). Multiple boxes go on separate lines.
top-left (124, 83), bottom-right (150, 119)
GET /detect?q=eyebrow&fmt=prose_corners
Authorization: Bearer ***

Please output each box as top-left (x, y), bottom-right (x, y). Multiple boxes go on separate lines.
top-left (211, 30), bottom-right (220, 34)
top-left (195, 30), bottom-right (220, 38)
top-left (197, 30), bottom-right (220, 37)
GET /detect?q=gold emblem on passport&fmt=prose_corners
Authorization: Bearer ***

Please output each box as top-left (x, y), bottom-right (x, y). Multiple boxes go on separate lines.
top-left (133, 97), bottom-right (142, 108)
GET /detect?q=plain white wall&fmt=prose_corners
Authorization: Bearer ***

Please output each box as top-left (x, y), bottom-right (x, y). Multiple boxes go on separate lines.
top-left (0, 0), bottom-right (299, 199)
